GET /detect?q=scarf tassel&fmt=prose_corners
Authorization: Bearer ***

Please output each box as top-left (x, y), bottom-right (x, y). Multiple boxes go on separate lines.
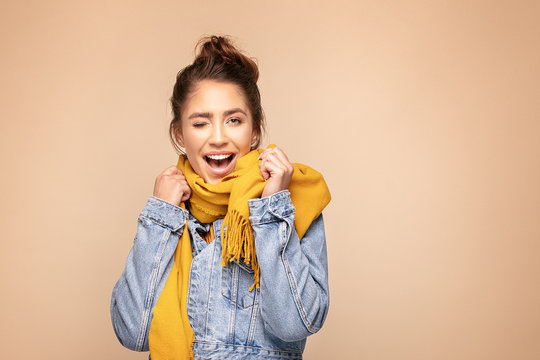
top-left (221, 210), bottom-right (260, 291)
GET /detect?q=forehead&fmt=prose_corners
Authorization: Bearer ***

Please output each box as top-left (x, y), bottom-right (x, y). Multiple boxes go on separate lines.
top-left (183, 80), bottom-right (250, 114)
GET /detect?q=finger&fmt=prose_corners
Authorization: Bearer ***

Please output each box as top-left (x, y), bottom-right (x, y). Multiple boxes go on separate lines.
top-left (258, 149), bottom-right (277, 162)
top-left (261, 147), bottom-right (287, 161)
top-left (175, 177), bottom-right (189, 190)
top-left (268, 149), bottom-right (295, 174)
top-left (161, 165), bottom-right (181, 176)
top-left (264, 152), bottom-right (290, 172)
top-left (169, 173), bottom-right (187, 182)
top-left (269, 147), bottom-right (291, 164)
top-left (261, 156), bottom-right (288, 176)
top-left (259, 158), bottom-right (271, 180)
top-left (257, 148), bottom-right (274, 160)
top-left (180, 186), bottom-right (191, 202)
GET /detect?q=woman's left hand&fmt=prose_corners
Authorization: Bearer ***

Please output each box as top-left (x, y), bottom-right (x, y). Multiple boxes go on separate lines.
top-left (259, 147), bottom-right (294, 198)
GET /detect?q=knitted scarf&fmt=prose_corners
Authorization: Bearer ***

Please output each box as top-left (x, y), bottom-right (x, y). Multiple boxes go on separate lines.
top-left (148, 145), bottom-right (331, 360)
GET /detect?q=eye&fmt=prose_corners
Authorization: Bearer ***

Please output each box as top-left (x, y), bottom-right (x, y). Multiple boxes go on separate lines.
top-left (193, 122), bottom-right (207, 128)
top-left (228, 117), bottom-right (242, 125)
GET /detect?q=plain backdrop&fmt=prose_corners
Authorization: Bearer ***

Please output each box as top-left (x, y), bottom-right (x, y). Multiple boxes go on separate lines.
top-left (1, 0), bottom-right (539, 359)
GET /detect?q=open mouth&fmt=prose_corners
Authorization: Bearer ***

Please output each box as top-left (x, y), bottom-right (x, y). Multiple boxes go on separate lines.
top-left (204, 153), bottom-right (235, 171)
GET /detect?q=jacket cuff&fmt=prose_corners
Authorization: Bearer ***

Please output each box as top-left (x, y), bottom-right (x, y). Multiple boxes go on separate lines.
top-left (139, 196), bottom-right (188, 232)
top-left (248, 190), bottom-right (295, 223)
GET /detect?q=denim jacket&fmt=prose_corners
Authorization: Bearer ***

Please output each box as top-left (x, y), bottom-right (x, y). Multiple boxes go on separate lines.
top-left (110, 190), bottom-right (329, 359)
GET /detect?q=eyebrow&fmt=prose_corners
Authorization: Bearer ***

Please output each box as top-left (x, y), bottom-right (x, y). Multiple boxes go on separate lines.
top-left (187, 108), bottom-right (247, 120)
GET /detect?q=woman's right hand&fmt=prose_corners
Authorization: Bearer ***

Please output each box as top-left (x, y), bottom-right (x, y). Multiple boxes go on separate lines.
top-left (153, 166), bottom-right (191, 206)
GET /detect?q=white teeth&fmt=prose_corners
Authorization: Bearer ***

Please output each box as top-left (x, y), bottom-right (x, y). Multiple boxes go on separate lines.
top-left (206, 154), bottom-right (232, 160)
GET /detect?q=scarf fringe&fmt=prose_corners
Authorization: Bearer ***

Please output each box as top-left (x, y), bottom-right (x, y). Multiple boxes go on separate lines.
top-left (221, 209), bottom-right (260, 291)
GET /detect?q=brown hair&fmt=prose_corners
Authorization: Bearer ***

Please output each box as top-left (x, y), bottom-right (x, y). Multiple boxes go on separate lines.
top-left (169, 35), bottom-right (265, 154)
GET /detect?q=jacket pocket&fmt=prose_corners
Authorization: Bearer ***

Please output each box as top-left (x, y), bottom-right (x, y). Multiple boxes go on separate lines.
top-left (221, 261), bottom-right (258, 309)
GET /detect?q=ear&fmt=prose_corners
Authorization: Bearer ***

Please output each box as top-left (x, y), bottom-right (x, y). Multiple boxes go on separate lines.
top-left (174, 125), bottom-right (185, 147)
top-left (251, 129), bottom-right (259, 147)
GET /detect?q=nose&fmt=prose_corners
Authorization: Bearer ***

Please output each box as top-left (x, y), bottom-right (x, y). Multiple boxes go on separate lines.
top-left (209, 122), bottom-right (228, 146)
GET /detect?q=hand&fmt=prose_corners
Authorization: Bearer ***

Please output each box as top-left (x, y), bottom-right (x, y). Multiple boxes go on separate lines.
top-left (259, 147), bottom-right (294, 198)
top-left (153, 165), bottom-right (191, 206)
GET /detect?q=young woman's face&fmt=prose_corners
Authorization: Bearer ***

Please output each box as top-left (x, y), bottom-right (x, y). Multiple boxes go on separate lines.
top-left (176, 80), bottom-right (257, 184)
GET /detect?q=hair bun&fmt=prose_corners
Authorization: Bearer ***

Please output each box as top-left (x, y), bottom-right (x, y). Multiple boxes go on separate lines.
top-left (194, 35), bottom-right (259, 82)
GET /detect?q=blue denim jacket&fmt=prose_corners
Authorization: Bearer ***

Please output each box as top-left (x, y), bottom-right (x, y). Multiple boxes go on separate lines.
top-left (110, 190), bottom-right (329, 359)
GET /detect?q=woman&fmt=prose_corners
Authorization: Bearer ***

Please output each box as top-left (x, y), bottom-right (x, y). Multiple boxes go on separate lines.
top-left (110, 35), bottom-right (331, 360)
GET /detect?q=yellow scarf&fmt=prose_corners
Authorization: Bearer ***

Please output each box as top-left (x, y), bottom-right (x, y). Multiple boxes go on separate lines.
top-left (148, 145), bottom-right (331, 360)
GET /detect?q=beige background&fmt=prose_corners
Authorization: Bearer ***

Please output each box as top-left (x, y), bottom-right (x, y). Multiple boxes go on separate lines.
top-left (1, 0), bottom-right (539, 359)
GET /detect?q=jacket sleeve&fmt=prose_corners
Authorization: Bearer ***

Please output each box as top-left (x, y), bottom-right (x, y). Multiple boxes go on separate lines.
top-left (248, 190), bottom-right (330, 342)
top-left (110, 196), bottom-right (189, 351)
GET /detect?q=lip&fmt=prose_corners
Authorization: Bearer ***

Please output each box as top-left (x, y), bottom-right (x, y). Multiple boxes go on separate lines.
top-left (203, 151), bottom-right (237, 178)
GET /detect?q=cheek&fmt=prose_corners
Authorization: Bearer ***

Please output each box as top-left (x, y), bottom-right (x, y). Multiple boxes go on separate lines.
top-left (239, 129), bottom-right (254, 148)
top-left (242, 123), bottom-right (255, 143)
top-left (186, 152), bottom-right (205, 173)
top-left (182, 130), bottom-right (203, 149)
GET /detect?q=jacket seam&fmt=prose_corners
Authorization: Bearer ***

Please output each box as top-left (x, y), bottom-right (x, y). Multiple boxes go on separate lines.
top-left (248, 190), bottom-right (294, 223)
top-left (192, 340), bottom-right (303, 355)
top-left (247, 290), bottom-right (260, 345)
top-left (135, 227), bottom-right (173, 350)
top-left (139, 214), bottom-right (182, 232)
top-left (274, 210), bottom-right (319, 335)
top-left (204, 230), bottom-right (218, 338)
top-left (110, 279), bottom-right (127, 346)
top-left (250, 209), bottom-right (295, 225)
